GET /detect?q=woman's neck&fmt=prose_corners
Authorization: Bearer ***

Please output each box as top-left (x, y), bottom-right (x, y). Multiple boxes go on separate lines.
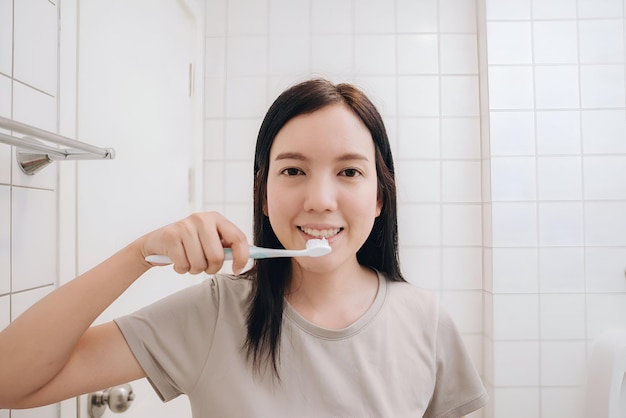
top-left (285, 261), bottom-right (379, 329)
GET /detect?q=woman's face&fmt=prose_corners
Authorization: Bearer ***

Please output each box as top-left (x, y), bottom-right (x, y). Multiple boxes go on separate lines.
top-left (265, 104), bottom-right (381, 273)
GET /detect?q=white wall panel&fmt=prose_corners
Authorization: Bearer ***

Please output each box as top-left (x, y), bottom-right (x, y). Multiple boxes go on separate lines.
top-left (11, 187), bottom-right (56, 292)
top-left (13, 0), bottom-right (57, 94)
top-left (0, 0), bottom-right (12, 76)
top-left (11, 82), bottom-right (57, 190)
top-left (0, 186), bottom-right (9, 295)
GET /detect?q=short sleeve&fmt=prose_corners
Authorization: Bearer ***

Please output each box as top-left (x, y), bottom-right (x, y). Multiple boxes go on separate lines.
top-left (423, 305), bottom-right (488, 418)
top-left (114, 278), bottom-right (220, 402)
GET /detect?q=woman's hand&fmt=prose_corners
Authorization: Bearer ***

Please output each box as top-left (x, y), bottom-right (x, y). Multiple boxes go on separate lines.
top-left (141, 212), bottom-right (250, 275)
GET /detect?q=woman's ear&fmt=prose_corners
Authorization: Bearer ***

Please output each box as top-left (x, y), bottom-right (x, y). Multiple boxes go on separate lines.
top-left (376, 197), bottom-right (382, 217)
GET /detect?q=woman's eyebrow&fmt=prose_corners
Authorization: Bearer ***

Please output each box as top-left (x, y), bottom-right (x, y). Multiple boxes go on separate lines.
top-left (274, 152), bottom-right (306, 161)
top-left (273, 152), bottom-right (369, 162)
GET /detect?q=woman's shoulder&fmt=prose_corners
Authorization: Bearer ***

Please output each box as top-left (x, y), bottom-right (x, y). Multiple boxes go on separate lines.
top-left (206, 272), bottom-right (254, 296)
top-left (385, 276), bottom-right (438, 301)
top-left (383, 276), bottom-right (441, 317)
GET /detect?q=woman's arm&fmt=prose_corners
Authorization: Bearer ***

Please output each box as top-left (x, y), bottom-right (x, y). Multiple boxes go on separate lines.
top-left (0, 212), bottom-right (249, 409)
top-left (0, 242), bottom-right (149, 408)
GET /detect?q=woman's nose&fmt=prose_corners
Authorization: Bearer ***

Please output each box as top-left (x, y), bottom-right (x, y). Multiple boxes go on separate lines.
top-left (303, 175), bottom-right (337, 213)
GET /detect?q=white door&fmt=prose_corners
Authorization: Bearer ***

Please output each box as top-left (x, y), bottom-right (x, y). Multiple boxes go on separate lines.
top-left (75, 1), bottom-right (203, 417)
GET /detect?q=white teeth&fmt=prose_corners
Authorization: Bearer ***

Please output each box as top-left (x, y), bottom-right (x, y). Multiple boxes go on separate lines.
top-left (300, 227), bottom-right (341, 238)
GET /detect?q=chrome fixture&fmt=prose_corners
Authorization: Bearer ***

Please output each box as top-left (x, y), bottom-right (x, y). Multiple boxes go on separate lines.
top-left (0, 115), bottom-right (115, 175)
top-left (87, 384), bottom-right (135, 417)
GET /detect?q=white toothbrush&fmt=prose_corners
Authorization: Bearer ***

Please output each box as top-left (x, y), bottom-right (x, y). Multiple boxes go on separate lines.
top-left (145, 238), bottom-right (331, 265)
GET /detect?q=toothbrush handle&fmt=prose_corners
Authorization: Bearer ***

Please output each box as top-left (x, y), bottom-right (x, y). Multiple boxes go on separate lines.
top-left (222, 247), bottom-right (268, 259)
top-left (145, 247), bottom-right (259, 264)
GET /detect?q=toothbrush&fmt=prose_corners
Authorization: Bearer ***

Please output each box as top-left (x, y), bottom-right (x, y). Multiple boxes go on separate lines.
top-left (145, 238), bottom-right (331, 265)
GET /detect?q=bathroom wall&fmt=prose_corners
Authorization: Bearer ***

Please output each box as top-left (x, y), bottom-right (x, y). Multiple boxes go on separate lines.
top-left (0, 0), bottom-right (70, 417)
top-left (204, 0), bottom-right (626, 418)
top-left (480, 0), bottom-right (626, 417)
top-left (202, 1), bottom-right (484, 417)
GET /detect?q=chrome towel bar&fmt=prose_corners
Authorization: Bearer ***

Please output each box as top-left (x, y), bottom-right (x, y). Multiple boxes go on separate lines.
top-left (0, 115), bottom-right (115, 175)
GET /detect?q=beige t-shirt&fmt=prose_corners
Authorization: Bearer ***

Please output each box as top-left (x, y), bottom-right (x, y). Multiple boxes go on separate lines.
top-left (115, 272), bottom-right (487, 418)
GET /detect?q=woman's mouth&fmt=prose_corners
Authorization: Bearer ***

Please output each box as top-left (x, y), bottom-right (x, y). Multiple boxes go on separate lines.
top-left (298, 226), bottom-right (343, 239)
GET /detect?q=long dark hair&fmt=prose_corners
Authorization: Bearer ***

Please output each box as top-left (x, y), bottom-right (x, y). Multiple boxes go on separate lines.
top-left (243, 78), bottom-right (404, 377)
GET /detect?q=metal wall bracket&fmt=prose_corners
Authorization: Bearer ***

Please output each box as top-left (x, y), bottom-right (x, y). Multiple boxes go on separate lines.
top-left (0, 116), bottom-right (115, 175)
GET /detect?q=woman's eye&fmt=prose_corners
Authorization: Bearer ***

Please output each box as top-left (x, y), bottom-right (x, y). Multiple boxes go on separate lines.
top-left (281, 167), bottom-right (303, 176)
top-left (340, 168), bottom-right (362, 177)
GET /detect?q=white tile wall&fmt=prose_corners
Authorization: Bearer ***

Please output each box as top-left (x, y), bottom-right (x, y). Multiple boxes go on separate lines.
top-left (1, 2), bottom-right (64, 416)
top-left (533, 21), bottom-right (578, 65)
top-left (227, 0), bottom-right (267, 36)
top-left (486, 22), bottom-right (532, 65)
top-left (311, 0), bottom-right (352, 34)
top-left (10, 404), bottom-right (57, 418)
top-left (482, 0), bottom-right (626, 416)
top-left (540, 294), bottom-right (586, 339)
top-left (440, 35), bottom-right (478, 74)
top-left (581, 110), bottom-right (626, 154)
top-left (485, 0), bottom-right (531, 20)
top-left (441, 76), bottom-right (479, 116)
top-left (493, 341), bottom-right (539, 386)
top-left (396, 161), bottom-right (440, 203)
top-left (487, 66), bottom-right (534, 109)
top-left (397, 118), bottom-right (439, 159)
top-left (397, 35), bottom-right (438, 74)
top-left (493, 387), bottom-right (539, 418)
top-left (11, 187), bottom-right (56, 292)
top-left (11, 83), bottom-right (58, 190)
top-left (492, 248), bottom-right (538, 293)
top-left (0, 73), bottom-right (10, 119)
top-left (585, 202), bottom-right (626, 246)
top-left (578, 19), bottom-right (624, 64)
top-left (534, 66), bottom-right (580, 109)
top-left (0, 186), bottom-right (9, 295)
top-left (0, 295), bottom-right (8, 329)
top-left (355, 35), bottom-right (396, 75)
top-left (268, 0), bottom-right (309, 36)
top-left (541, 387), bottom-right (584, 418)
top-left (585, 247), bottom-right (626, 292)
top-left (311, 35), bottom-right (353, 75)
top-left (587, 294), bottom-right (626, 339)
top-left (493, 294), bottom-right (539, 340)
top-left (489, 111), bottom-right (535, 156)
top-left (580, 64), bottom-right (625, 108)
top-left (538, 247), bottom-right (585, 292)
top-left (536, 111), bottom-right (581, 155)
top-left (400, 247), bottom-right (441, 290)
top-left (537, 156), bottom-right (582, 200)
top-left (490, 157), bottom-right (536, 201)
top-left (583, 156), bottom-right (626, 200)
top-left (205, 1), bottom-right (626, 417)
top-left (397, 0), bottom-right (437, 33)
top-left (442, 161), bottom-right (481, 203)
top-left (538, 202), bottom-right (584, 246)
top-left (13, 0), bottom-right (57, 95)
top-left (441, 117), bottom-right (481, 159)
top-left (0, 0), bottom-right (12, 77)
top-left (531, 0), bottom-right (576, 20)
top-left (397, 76), bottom-right (439, 116)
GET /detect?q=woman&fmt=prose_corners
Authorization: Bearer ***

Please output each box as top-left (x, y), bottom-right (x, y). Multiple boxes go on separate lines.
top-left (0, 79), bottom-right (487, 417)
